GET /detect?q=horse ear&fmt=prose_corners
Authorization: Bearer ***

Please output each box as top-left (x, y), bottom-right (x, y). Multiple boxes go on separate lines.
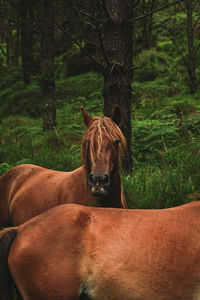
top-left (81, 106), bottom-right (93, 127)
top-left (111, 104), bottom-right (121, 126)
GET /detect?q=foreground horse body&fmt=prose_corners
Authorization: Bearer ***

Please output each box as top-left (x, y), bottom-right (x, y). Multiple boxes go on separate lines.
top-left (1, 201), bottom-right (200, 300)
top-left (0, 105), bottom-right (127, 226)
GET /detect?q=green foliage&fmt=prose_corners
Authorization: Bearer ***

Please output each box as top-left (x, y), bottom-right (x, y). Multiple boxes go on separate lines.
top-left (0, 0), bottom-right (200, 213)
top-left (134, 48), bottom-right (172, 82)
top-left (55, 48), bottom-right (80, 80)
top-left (1, 67), bottom-right (200, 209)
top-left (157, 41), bottom-right (177, 57)
top-left (0, 68), bottom-right (41, 118)
top-left (0, 21), bottom-right (200, 208)
top-left (122, 162), bottom-right (196, 209)
top-left (56, 72), bottom-right (103, 111)
top-left (0, 71), bottom-right (104, 175)
top-left (123, 130), bottom-right (200, 209)
top-left (0, 163), bottom-right (10, 175)
top-left (0, 66), bottom-right (22, 87)
top-left (0, 114), bottom-right (82, 172)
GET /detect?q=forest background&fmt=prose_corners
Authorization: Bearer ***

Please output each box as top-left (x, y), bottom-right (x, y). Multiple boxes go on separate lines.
top-left (0, 0), bottom-right (200, 209)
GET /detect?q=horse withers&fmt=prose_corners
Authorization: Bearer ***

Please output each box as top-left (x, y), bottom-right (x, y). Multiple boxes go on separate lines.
top-left (0, 105), bottom-right (127, 227)
top-left (1, 201), bottom-right (200, 300)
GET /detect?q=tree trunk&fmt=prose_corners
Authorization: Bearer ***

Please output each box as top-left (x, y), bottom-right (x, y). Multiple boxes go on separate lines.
top-left (185, 0), bottom-right (197, 94)
top-left (41, 0), bottom-right (56, 132)
top-left (141, 0), bottom-right (156, 49)
top-left (6, 2), bottom-right (11, 66)
top-left (12, 20), bottom-right (20, 66)
top-left (20, 1), bottom-right (34, 85)
top-left (102, 0), bottom-right (133, 172)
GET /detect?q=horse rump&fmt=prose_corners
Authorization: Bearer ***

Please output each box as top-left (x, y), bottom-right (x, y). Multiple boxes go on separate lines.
top-left (0, 228), bottom-right (18, 300)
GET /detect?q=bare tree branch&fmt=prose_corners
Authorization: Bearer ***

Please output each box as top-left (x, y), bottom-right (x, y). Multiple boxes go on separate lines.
top-left (194, 42), bottom-right (200, 57)
top-left (128, 0), bottom-right (185, 23)
top-left (178, 1), bottom-right (185, 12)
top-left (73, 7), bottom-right (102, 23)
top-left (99, 0), bottom-right (110, 21)
top-left (55, 22), bottom-right (102, 69)
top-left (132, 0), bottom-right (140, 11)
top-left (75, 7), bottom-right (102, 22)
top-left (0, 44), bottom-right (6, 57)
top-left (65, 0), bottom-right (102, 23)
top-left (90, 23), bottom-right (110, 67)
top-left (127, 0), bottom-right (140, 18)
top-left (193, 14), bottom-right (200, 31)
top-left (171, 10), bottom-right (188, 67)
top-left (172, 35), bottom-right (188, 66)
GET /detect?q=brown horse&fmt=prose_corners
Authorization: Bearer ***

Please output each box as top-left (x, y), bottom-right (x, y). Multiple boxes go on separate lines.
top-left (0, 105), bottom-right (127, 227)
top-left (1, 201), bottom-right (200, 300)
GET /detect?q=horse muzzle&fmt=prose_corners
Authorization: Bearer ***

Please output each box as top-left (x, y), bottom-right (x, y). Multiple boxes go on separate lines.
top-left (88, 173), bottom-right (110, 196)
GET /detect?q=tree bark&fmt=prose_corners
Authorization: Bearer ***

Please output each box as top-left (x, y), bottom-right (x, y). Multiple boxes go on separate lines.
top-left (41, 0), bottom-right (56, 132)
top-left (102, 0), bottom-right (133, 172)
top-left (185, 0), bottom-right (197, 94)
top-left (5, 1), bottom-right (12, 67)
top-left (142, 0), bottom-right (156, 49)
top-left (20, 1), bottom-right (34, 84)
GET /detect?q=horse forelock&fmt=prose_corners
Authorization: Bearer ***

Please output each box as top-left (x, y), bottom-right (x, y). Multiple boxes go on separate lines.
top-left (81, 116), bottom-right (126, 169)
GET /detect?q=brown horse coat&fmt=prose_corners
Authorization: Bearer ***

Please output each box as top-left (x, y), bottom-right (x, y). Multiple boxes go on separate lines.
top-left (1, 201), bottom-right (200, 300)
top-left (0, 164), bottom-right (87, 225)
top-left (0, 105), bottom-right (127, 227)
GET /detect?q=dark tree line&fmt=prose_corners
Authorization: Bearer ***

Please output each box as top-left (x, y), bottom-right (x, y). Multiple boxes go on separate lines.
top-left (0, 0), bottom-right (199, 172)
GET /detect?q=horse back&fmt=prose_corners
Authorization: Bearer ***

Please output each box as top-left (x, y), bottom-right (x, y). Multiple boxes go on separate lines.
top-left (0, 164), bottom-right (87, 226)
top-left (0, 164), bottom-right (34, 227)
top-left (7, 202), bottom-right (200, 300)
top-left (84, 203), bottom-right (200, 300)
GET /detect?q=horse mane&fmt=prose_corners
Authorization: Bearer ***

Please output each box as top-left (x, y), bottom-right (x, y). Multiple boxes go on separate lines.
top-left (81, 116), bottom-right (126, 171)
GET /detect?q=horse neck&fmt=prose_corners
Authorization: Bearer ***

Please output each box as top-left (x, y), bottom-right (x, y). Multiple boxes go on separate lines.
top-left (104, 169), bottom-right (123, 208)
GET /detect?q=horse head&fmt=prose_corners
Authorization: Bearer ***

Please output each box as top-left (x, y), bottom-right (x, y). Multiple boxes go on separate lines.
top-left (81, 105), bottom-right (126, 197)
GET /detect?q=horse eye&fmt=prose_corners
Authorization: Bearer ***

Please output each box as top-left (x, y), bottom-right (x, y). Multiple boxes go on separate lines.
top-left (114, 140), bottom-right (120, 146)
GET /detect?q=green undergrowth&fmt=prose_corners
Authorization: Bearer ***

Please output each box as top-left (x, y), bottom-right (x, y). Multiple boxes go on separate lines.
top-left (1, 45), bottom-right (200, 208)
top-left (123, 140), bottom-right (200, 209)
top-left (0, 113), bottom-right (82, 173)
top-left (1, 93), bottom-right (200, 209)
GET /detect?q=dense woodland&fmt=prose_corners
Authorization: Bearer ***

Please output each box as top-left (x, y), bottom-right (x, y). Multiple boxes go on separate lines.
top-left (0, 0), bottom-right (200, 208)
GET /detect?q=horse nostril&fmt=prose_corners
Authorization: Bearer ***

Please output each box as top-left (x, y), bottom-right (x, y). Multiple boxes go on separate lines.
top-left (88, 173), bottom-right (95, 186)
top-left (103, 174), bottom-right (110, 186)
top-left (89, 173), bottom-right (110, 187)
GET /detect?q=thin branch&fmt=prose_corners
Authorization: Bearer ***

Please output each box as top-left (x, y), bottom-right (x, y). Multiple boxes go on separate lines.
top-left (0, 44), bottom-right (6, 57)
top-left (89, 23), bottom-right (110, 67)
top-left (132, 0), bottom-right (140, 11)
top-left (178, 1), bottom-right (185, 12)
top-left (55, 22), bottom-right (102, 68)
top-left (99, 0), bottom-right (110, 21)
top-left (75, 7), bottom-right (102, 22)
top-left (193, 15), bottom-right (200, 31)
top-left (65, 0), bottom-right (102, 23)
top-left (32, 13), bottom-right (44, 35)
top-left (127, 0), bottom-right (185, 23)
top-left (172, 35), bottom-right (188, 66)
top-left (170, 6), bottom-right (188, 67)
top-left (194, 42), bottom-right (200, 57)
top-left (127, 0), bottom-right (140, 19)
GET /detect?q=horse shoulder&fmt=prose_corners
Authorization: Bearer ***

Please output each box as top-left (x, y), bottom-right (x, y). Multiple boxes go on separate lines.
top-left (0, 164), bottom-right (45, 200)
top-left (0, 165), bottom-right (43, 227)
top-left (8, 204), bottom-right (92, 300)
